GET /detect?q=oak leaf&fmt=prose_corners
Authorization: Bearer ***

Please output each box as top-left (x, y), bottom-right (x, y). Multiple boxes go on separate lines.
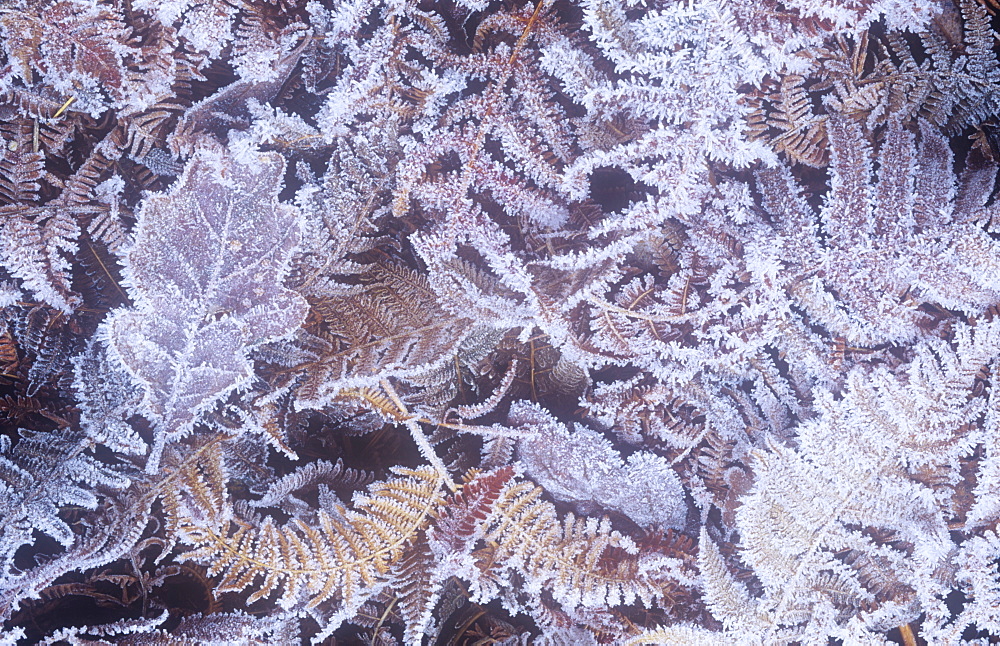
top-left (106, 146), bottom-right (308, 472)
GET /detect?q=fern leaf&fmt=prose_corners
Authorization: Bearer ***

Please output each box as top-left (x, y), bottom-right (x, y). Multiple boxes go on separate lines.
top-left (622, 623), bottom-right (729, 645)
top-left (0, 206), bottom-right (81, 314)
top-left (697, 527), bottom-right (761, 630)
top-left (478, 474), bottom-right (683, 610)
top-left (251, 458), bottom-right (373, 514)
top-left (296, 262), bottom-right (475, 407)
top-left (56, 128), bottom-right (125, 206)
top-left (123, 102), bottom-right (185, 159)
top-left (0, 428), bottom-right (130, 585)
top-left (0, 123), bottom-right (44, 204)
top-left (391, 540), bottom-right (439, 646)
top-left (180, 466), bottom-right (445, 612)
top-left (765, 75), bottom-right (829, 167)
top-left (432, 466), bottom-right (516, 554)
top-left (71, 338), bottom-right (146, 455)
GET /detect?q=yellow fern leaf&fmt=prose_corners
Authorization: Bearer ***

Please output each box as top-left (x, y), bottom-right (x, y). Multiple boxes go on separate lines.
top-left (481, 478), bottom-right (682, 609)
top-left (179, 466), bottom-right (446, 611)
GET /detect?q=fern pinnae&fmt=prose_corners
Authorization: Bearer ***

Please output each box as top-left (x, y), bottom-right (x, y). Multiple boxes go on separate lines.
top-left (476, 475), bottom-right (681, 610)
top-left (180, 466), bottom-right (446, 611)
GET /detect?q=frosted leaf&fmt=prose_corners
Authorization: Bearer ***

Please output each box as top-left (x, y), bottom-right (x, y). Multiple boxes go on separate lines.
top-left (106, 145), bottom-right (308, 472)
top-left (512, 401), bottom-right (686, 529)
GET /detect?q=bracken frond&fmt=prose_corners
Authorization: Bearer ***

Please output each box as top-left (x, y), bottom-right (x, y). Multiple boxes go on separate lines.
top-left (179, 466), bottom-right (446, 611)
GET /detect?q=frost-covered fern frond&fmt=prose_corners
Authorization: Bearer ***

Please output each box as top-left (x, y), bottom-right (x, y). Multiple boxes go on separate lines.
top-left (721, 321), bottom-right (1000, 640)
top-left (0, 428), bottom-right (129, 619)
top-left (293, 262), bottom-right (476, 408)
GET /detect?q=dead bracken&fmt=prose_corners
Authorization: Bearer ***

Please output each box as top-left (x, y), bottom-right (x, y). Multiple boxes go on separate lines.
top-left (2, 0), bottom-right (1000, 643)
